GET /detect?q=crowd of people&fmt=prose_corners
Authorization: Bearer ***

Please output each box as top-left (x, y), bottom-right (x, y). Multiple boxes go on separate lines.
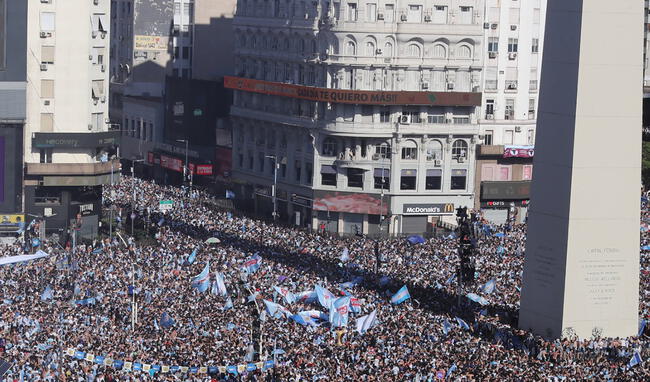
top-left (0, 176), bottom-right (649, 381)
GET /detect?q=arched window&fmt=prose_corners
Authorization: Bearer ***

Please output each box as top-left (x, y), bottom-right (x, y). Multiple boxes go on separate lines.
top-left (406, 44), bottom-right (421, 58)
top-left (384, 42), bottom-right (393, 57)
top-left (322, 137), bottom-right (338, 156)
top-left (457, 45), bottom-right (471, 59)
top-left (346, 41), bottom-right (356, 56)
top-left (426, 140), bottom-right (443, 160)
top-left (452, 140), bottom-right (468, 159)
top-left (401, 140), bottom-right (418, 160)
top-left (432, 44), bottom-right (447, 58)
top-left (365, 41), bottom-right (375, 56)
top-left (375, 142), bottom-right (391, 159)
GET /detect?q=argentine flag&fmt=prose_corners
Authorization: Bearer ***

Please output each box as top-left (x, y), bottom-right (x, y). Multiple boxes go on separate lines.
top-left (296, 290), bottom-right (317, 303)
top-left (243, 253), bottom-right (262, 273)
top-left (390, 285), bottom-right (410, 305)
top-left (191, 262), bottom-right (210, 293)
top-left (263, 300), bottom-right (292, 319)
top-left (455, 316), bottom-right (470, 330)
top-left (315, 285), bottom-right (335, 309)
top-left (628, 351), bottom-right (643, 368)
top-left (482, 279), bottom-right (496, 294)
top-left (187, 247), bottom-right (199, 264)
top-left (466, 293), bottom-right (489, 306)
top-left (273, 286), bottom-right (296, 304)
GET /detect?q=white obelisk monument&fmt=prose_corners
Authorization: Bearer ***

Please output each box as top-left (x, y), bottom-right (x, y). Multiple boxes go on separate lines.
top-left (520, 0), bottom-right (643, 339)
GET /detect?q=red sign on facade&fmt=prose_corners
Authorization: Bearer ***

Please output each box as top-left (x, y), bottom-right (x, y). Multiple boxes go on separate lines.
top-left (195, 165), bottom-right (213, 175)
top-left (160, 155), bottom-right (183, 172)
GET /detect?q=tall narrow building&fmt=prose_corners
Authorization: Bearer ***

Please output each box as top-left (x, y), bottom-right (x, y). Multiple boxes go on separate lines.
top-left (23, 0), bottom-right (118, 239)
top-left (228, 0), bottom-right (484, 235)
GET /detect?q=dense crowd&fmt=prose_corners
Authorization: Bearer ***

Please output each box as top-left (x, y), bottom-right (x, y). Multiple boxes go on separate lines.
top-left (0, 177), bottom-right (649, 381)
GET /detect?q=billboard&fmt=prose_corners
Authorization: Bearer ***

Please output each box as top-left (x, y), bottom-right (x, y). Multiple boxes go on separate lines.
top-left (160, 154), bottom-right (182, 172)
top-left (313, 191), bottom-right (388, 215)
top-left (0, 214), bottom-right (24, 232)
top-left (134, 35), bottom-right (168, 51)
top-left (224, 76), bottom-right (482, 106)
top-left (480, 181), bottom-right (531, 200)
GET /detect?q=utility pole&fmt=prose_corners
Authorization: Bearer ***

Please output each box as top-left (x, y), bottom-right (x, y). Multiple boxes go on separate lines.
top-left (265, 155), bottom-right (278, 221)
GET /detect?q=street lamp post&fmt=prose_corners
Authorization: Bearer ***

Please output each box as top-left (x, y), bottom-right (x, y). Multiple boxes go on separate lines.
top-left (265, 155), bottom-right (279, 222)
top-left (176, 139), bottom-right (191, 195)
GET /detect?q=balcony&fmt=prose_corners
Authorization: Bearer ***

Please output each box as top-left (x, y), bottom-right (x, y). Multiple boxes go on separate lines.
top-left (26, 159), bottom-right (120, 176)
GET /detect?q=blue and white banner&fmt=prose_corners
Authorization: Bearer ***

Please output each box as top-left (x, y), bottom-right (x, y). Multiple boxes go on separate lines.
top-left (466, 293), bottom-right (489, 306)
top-left (243, 254), bottom-right (262, 273)
top-left (191, 262), bottom-right (210, 293)
top-left (455, 317), bottom-right (470, 330)
top-left (355, 310), bottom-right (378, 334)
top-left (628, 351), bottom-right (643, 368)
top-left (273, 286), bottom-right (296, 305)
top-left (212, 272), bottom-right (228, 296)
top-left (390, 285), bottom-right (410, 305)
top-left (315, 285), bottom-right (335, 309)
top-left (481, 279), bottom-right (496, 294)
top-left (329, 296), bottom-right (351, 328)
top-left (187, 247), bottom-right (199, 265)
top-left (295, 290), bottom-right (317, 303)
top-left (263, 300), bottom-right (292, 319)
top-left (64, 348), bottom-right (275, 375)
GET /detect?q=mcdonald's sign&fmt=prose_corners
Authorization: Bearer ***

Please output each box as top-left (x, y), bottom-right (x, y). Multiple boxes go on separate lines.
top-left (403, 203), bottom-right (455, 215)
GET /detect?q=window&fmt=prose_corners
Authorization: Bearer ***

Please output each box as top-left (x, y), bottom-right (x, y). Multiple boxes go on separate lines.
top-left (527, 129), bottom-right (535, 145)
top-left (365, 41), bottom-right (375, 56)
top-left (376, 142), bottom-right (391, 159)
top-left (401, 145), bottom-right (417, 160)
top-left (504, 130), bottom-right (514, 144)
top-left (509, 7), bottom-right (520, 24)
top-left (533, 8), bottom-right (541, 24)
top-left (508, 38), bottom-right (518, 53)
top-left (407, 4), bottom-right (422, 23)
top-left (346, 41), bottom-right (356, 56)
top-left (403, 109), bottom-right (421, 123)
top-left (406, 44), bottom-right (421, 58)
top-left (523, 165), bottom-right (533, 180)
top-left (426, 140), bottom-right (443, 161)
top-left (433, 5), bottom-right (447, 24)
top-left (238, 154), bottom-right (244, 168)
top-left (456, 45), bottom-right (471, 59)
top-left (374, 168), bottom-right (390, 190)
top-left (400, 169), bottom-right (417, 190)
top-left (528, 98), bottom-right (536, 120)
top-left (497, 165), bottom-right (511, 181)
top-left (425, 169), bottom-right (442, 190)
top-left (347, 168), bottom-right (364, 188)
top-left (248, 155), bottom-right (254, 170)
top-left (532, 38), bottom-right (539, 53)
top-left (306, 163), bottom-right (313, 184)
top-left (427, 114), bottom-right (444, 124)
top-left (295, 160), bottom-right (302, 181)
top-left (385, 4), bottom-right (395, 22)
top-left (451, 140), bottom-right (468, 159)
top-left (380, 109), bottom-right (391, 123)
top-left (484, 130), bottom-right (494, 145)
top-left (432, 44), bottom-right (446, 58)
top-left (366, 3), bottom-right (376, 21)
top-left (91, 80), bottom-right (104, 99)
top-left (450, 169), bottom-right (467, 190)
top-left (321, 165), bottom-right (337, 186)
top-left (458, 6), bottom-right (473, 24)
top-left (347, 2), bottom-right (357, 21)
top-left (182, 46), bottom-right (190, 59)
top-left (384, 42), bottom-right (393, 57)
top-left (41, 46), bottom-right (55, 64)
top-left (530, 68), bottom-right (538, 91)
top-left (453, 116), bottom-right (470, 124)
top-left (485, 67), bottom-right (498, 90)
top-left (41, 113), bottom-right (54, 132)
top-left (91, 112), bottom-right (104, 131)
top-left (258, 152), bottom-right (265, 173)
top-left (485, 99), bottom-right (495, 118)
top-left (39, 148), bottom-right (53, 163)
top-left (505, 99), bottom-right (515, 120)
top-left (41, 80), bottom-right (54, 98)
top-left (93, 47), bottom-right (105, 65)
top-left (40, 12), bottom-right (56, 32)
top-left (487, 38), bottom-right (498, 53)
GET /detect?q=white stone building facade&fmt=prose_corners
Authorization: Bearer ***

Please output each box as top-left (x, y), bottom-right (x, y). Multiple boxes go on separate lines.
top-left (230, 0), bottom-right (486, 235)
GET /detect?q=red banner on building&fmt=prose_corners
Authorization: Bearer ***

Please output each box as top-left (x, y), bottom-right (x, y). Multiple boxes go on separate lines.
top-left (224, 76), bottom-right (482, 106)
top-left (160, 154), bottom-right (183, 172)
top-left (503, 145), bottom-right (534, 158)
top-left (195, 165), bottom-right (213, 175)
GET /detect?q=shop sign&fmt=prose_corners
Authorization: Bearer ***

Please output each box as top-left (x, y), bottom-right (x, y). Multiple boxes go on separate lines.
top-left (402, 203), bottom-right (455, 215)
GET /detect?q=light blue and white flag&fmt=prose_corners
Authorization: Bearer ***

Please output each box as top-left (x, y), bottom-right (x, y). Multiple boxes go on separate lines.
top-left (161, 312), bottom-right (175, 328)
top-left (466, 293), bottom-right (489, 306)
top-left (447, 364), bottom-right (458, 379)
top-left (340, 247), bottom-right (350, 262)
top-left (212, 272), bottom-right (228, 296)
top-left (295, 290), bottom-right (317, 303)
top-left (639, 319), bottom-right (647, 337)
top-left (40, 286), bottom-right (53, 301)
top-left (187, 247), bottom-right (198, 265)
top-left (224, 297), bottom-right (234, 310)
top-left (263, 300), bottom-right (292, 319)
top-left (455, 317), bottom-right (470, 330)
top-left (340, 276), bottom-right (363, 289)
top-left (628, 351), bottom-right (643, 368)
top-left (482, 279), bottom-right (496, 294)
top-left (390, 285), bottom-right (410, 305)
top-left (191, 262), bottom-right (210, 293)
top-left (355, 310), bottom-right (378, 334)
top-left (291, 312), bottom-right (317, 327)
top-left (349, 297), bottom-right (362, 313)
top-left (445, 273), bottom-right (456, 285)
top-left (243, 254), bottom-right (262, 273)
top-left (329, 296), bottom-right (351, 328)
top-left (273, 286), bottom-right (296, 305)
top-left (315, 285), bottom-right (335, 309)
top-left (442, 319), bottom-right (452, 335)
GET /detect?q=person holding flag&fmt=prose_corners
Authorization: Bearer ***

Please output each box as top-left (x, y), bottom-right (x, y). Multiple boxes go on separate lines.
top-left (329, 296), bottom-right (351, 328)
top-left (191, 262), bottom-right (210, 293)
top-left (273, 286), bottom-right (296, 304)
top-left (315, 285), bottom-right (335, 309)
top-left (212, 272), bottom-right (228, 296)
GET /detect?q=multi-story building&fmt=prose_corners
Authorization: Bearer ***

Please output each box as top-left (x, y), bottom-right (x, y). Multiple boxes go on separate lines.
top-left (23, 0), bottom-right (118, 240)
top-left (228, 0), bottom-right (485, 236)
top-left (473, 0), bottom-right (546, 223)
top-left (0, 0), bottom-right (27, 235)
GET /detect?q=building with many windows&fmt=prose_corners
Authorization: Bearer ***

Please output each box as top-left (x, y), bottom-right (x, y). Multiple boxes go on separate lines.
top-left (473, 0), bottom-right (546, 222)
top-left (23, 0), bottom-right (118, 239)
top-left (228, 0), bottom-right (486, 235)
